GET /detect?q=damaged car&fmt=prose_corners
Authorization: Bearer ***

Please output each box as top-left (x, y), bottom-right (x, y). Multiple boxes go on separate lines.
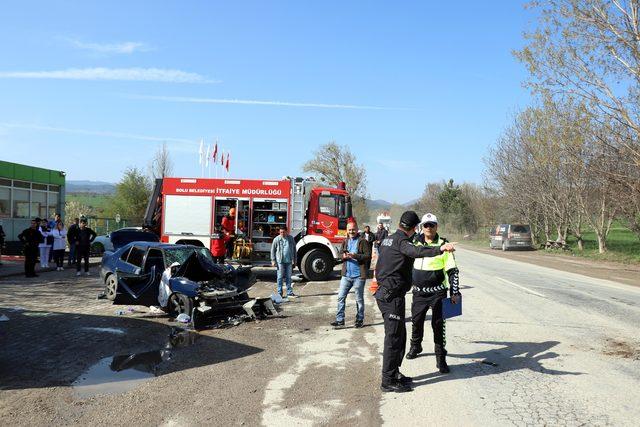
top-left (100, 242), bottom-right (265, 319)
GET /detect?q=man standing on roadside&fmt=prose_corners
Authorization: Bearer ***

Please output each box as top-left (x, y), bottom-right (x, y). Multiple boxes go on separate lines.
top-left (67, 217), bottom-right (79, 267)
top-left (75, 218), bottom-right (96, 276)
top-left (18, 219), bottom-right (42, 277)
top-left (331, 222), bottom-right (371, 328)
top-left (374, 211), bottom-right (455, 393)
top-left (270, 226), bottom-right (297, 298)
top-left (360, 225), bottom-right (375, 272)
top-left (374, 223), bottom-right (388, 256)
top-left (406, 213), bottom-right (461, 374)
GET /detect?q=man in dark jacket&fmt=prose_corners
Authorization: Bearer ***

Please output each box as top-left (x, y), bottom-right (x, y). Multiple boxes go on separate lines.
top-left (360, 225), bottom-right (375, 271)
top-left (75, 218), bottom-right (96, 276)
top-left (374, 211), bottom-right (454, 393)
top-left (331, 222), bottom-right (371, 328)
top-left (18, 219), bottom-right (43, 277)
top-left (67, 217), bottom-right (79, 267)
top-left (374, 223), bottom-right (388, 255)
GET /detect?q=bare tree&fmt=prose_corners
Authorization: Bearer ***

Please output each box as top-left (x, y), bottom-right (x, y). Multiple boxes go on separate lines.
top-left (302, 141), bottom-right (369, 223)
top-left (149, 142), bottom-right (174, 179)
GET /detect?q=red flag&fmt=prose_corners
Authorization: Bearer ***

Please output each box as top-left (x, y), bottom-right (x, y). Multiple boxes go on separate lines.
top-left (220, 151), bottom-right (225, 166)
top-left (212, 142), bottom-right (218, 162)
top-left (225, 152), bottom-right (230, 172)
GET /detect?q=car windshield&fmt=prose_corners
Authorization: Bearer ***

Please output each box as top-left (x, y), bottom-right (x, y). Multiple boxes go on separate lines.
top-left (164, 247), bottom-right (213, 266)
top-left (512, 225), bottom-right (530, 233)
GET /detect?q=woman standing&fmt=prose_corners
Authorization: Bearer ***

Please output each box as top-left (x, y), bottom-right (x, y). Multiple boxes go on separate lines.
top-left (51, 221), bottom-right (67, 271)
top-left (38, 219), bottom-right (51, 268)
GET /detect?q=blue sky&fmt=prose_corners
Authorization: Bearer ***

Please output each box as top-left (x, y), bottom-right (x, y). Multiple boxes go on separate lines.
top-left (0, 1), bottom-right (534, 203)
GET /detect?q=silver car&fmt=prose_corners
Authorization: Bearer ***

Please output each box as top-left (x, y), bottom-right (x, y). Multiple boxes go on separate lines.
top-left (490, 224), bottom-right (534, 251)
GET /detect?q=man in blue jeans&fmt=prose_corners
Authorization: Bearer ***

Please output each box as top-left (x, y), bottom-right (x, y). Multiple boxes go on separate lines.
top-left (270, 226), bottom-right (297, 298)
top-left (331, 222), bottom-right (371, 328)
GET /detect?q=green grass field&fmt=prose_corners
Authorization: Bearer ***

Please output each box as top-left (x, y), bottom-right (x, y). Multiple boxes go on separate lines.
top-left (66, 193), bottom-right (112, 215)
top-left (450, 224), bottom-right (640, 264)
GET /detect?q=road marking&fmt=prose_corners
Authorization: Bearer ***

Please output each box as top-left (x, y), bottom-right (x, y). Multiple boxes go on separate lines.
top-left (496, 277), bottom-right (546, 298)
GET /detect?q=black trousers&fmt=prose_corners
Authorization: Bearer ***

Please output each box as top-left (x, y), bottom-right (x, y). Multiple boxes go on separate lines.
top-left (53, 249), bottom-right (65, 267)
top-left (375, 290), bottom-right (406, 382)
top-left (410, 291), bottom-right (447, 356)
top-left (76, 246), bottom-right (90, 272)
top-left (24, 247), bottom-right (38, 277)
top-left (213, 255), bottom-right (225, 264)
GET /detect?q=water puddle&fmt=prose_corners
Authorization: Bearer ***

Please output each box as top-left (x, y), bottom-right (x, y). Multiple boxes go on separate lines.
top-left (72, 327), bottom-right (199, 398)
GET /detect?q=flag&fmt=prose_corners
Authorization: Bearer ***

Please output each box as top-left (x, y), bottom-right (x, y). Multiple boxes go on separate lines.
top-left (205, 144), bottom-right (210, 168)
top-left (225, 151), bottom-right (230, 172)
top-left (212, 140), bottom-right (218, 162)
top-left (198, 139), bottom-right (204, 166)
top-left (220, 151), bottom-right (225, 166)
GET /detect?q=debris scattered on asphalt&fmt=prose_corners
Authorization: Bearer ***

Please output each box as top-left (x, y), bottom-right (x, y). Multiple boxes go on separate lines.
top-left (0, 314), bottom-right (9, 321)
top-left (148, 306), bottom-right (164, 315)
top-left (176, 313), bottom-right (191, 323)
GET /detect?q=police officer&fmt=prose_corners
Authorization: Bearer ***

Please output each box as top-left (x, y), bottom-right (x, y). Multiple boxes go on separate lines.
top-left (406, 213), bottom-right (460, 374)
top-left (374, 210), bottom-right (455, 392)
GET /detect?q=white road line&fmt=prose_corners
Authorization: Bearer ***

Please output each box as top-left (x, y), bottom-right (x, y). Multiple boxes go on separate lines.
top-left (496, 277), bottom-right (547, 298)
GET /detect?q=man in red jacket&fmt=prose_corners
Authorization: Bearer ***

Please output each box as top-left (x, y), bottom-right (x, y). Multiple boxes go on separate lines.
top-left (221, 207), bottom-right (236, 259)
top-left (211, 225), bottom-right (229, 264)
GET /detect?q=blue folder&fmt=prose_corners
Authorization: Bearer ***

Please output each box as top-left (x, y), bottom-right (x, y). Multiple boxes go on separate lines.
top-left (442, 296), bottom-right (462, 319)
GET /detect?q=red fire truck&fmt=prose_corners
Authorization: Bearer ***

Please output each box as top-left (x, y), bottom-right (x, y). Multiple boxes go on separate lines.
top-left (143, 176), bottom-right (355, 281)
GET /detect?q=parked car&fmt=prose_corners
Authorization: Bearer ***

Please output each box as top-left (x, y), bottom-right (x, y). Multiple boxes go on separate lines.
top-left (100, 242), bottom-right (257, 317)
top-left (92, 227), bottom-right (159, 255)
top-left (489, 224), bottom-right (534, 250)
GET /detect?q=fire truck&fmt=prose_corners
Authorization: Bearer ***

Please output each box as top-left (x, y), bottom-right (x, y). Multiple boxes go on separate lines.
top-left (143, 176), bottom-right (355, 281)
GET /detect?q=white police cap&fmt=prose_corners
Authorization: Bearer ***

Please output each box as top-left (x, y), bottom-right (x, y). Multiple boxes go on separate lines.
top-left (420, 213), bottom-right (438, 225)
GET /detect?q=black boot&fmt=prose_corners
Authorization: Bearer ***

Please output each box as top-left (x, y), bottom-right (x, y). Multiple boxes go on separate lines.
top-left (396, 372), bottom-right (413, 384)
top-left (381, 379), bottom-right (412, 393)
top-left (405, 344), bottom-right (422, 360)
top-left (436, 355), bottom-right (450, 373)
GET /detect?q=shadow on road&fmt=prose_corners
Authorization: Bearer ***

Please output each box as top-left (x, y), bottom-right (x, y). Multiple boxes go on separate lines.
top-left (0, 309), bottom-right (263, 391)
top-left (411, 340), bottom-right (582, 389)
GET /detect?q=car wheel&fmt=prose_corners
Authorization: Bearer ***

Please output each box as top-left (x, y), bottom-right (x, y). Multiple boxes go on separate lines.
top-left (300, 248), bottom-right (334, 281)
top-left (105, 274), bottom-right (117, 301)
top-left (168, 293), bottom-right (194, 317)
top-left (502, 242), bottom-right (507, 251)
top-left (91, 242), bottom-right (105, 256)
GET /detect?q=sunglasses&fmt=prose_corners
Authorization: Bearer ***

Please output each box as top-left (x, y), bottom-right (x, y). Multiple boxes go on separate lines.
top-left (422, 222), bottom-right (437, 228)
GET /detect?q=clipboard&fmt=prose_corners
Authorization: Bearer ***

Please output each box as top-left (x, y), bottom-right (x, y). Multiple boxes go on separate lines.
top-left (442, 295), bottom-right (462, 319)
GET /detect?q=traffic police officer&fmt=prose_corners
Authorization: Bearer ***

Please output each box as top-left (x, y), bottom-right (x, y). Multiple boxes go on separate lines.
top-left (406, 213), bottom-right (461, 374)
top-left (374, 210), bottom-right (455, 392)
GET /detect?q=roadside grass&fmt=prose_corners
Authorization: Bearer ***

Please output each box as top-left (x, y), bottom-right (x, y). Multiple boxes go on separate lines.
top-left (66, 193), bottom-right (112, 215)
top-left (446, 225), bottom-right (640, 264)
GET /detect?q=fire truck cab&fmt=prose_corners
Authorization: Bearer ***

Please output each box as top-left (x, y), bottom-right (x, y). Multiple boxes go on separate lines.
top-left (144, 177), bottom-right (354, 281)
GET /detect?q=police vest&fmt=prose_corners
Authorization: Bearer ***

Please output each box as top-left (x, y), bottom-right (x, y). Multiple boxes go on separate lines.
top-left (411, 236), bottom-right (457, 293)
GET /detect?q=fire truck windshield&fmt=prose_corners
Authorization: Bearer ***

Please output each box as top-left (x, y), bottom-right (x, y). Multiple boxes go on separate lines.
top-left (319, 194), bottom-right (347, 218)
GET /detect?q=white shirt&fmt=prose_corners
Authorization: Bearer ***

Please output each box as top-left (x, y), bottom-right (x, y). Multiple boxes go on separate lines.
top-left (50, 228), bottom-right (67, 251)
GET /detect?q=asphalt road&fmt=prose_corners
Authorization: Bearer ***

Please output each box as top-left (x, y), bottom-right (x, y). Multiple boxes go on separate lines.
top-left (0, 248), bottom-right (639, 426)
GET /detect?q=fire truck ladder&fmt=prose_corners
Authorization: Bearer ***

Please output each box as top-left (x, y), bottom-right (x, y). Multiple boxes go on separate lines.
top-left (291, 179), bottom-right (306, 237)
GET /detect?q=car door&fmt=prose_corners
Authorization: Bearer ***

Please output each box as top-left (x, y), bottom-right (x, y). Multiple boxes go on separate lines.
top-left (114, 246), bottom-right (161, 306)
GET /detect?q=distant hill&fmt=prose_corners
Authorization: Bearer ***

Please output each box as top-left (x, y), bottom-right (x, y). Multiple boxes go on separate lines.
top-left (366, 198), bottom-right (393, 211)
top-left (66, 180), bottom-right (116, 194)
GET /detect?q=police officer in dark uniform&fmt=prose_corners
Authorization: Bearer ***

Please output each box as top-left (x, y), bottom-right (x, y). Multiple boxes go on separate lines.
top-left (374, 211), bottom-right (455, 392)
top-left (18, 218), bottom-right (43, 277)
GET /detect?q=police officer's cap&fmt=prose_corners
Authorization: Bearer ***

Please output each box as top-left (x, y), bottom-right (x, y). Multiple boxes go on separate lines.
top-left (399, 211), bottom-right (421, 229)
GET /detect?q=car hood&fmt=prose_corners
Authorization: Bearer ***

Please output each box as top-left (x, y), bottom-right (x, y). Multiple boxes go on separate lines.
top-left (173, 252), bottom-right (256, 293)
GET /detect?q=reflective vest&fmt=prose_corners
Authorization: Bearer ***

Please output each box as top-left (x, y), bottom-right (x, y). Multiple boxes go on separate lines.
top-left (411, 234), bottom-right (457, 293)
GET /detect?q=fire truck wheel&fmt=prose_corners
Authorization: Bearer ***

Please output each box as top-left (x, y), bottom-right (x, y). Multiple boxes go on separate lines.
top-left (300, 249), bottom-right (334, 281)
top-left (168, 293), bottom-right (194, 318)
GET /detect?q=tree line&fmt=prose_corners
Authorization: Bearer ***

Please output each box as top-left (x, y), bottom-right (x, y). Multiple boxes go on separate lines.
top-left (483, 0), bottom-right (640, 253)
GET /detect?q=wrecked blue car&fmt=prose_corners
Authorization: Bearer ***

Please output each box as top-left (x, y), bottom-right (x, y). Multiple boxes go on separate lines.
top-left (100, 242), bottom-right (257, 317)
